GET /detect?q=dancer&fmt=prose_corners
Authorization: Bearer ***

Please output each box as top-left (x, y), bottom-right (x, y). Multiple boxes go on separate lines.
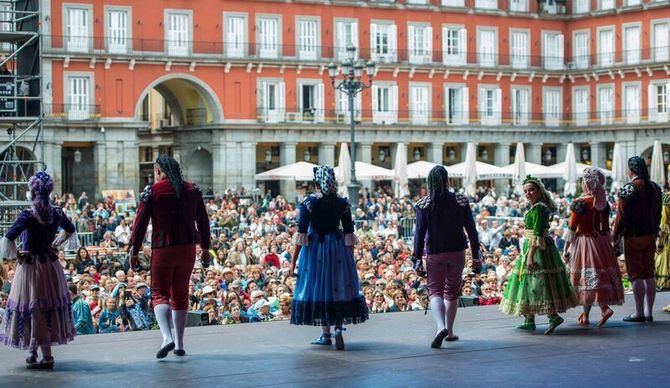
top-left (563, 168), bottom-right (624, 327)
top-left (129, 155), bottom-right (210, 358)
top-left (500, 175), bottom-right (578, 334)
top-left (612, 156), bottom-right (663, 322)
top-left (413, 166), bottom-right (481, 348)
top-left (0, 172), bottom-right (79, 369)
top-left (289, 166), bottom-right (367, 351)
top-left (658, 167), bottom-right (670, 312)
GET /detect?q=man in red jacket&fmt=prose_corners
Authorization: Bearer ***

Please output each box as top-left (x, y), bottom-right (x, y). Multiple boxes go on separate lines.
top-left (129, 155), bottom-right (210, 359)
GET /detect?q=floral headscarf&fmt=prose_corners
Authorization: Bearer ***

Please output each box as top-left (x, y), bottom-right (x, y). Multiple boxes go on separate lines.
top-left (582, 167), bottom-right (607, 211)
top-left (313, 166), bottom-right (337, 196)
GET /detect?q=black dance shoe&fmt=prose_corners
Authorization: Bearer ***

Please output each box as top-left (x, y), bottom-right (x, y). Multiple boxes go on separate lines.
top-left (156, 342), bottom-right (175, 359)
top-left (622, 315), bottom-right (645, 323)
top-left (174, 349), bottom-right (186, 357)
top-left (431, 329), bottom-right (449, 349)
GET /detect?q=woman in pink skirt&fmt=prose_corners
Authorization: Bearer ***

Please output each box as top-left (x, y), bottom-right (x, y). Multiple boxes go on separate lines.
top-left (0, 172), bottom-right (78, 369)
top-left (564, 167), bottom-right (624, 327)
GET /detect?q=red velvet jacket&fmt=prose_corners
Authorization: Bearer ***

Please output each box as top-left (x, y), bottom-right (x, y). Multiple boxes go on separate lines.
top-left (129, 178), bottom-right (210, 256)
top-left (612, 177), bottom-right (662, 240)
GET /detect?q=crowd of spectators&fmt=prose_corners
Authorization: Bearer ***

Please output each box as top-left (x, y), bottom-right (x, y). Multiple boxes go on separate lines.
top-left (0, 184), bottom-right (631, 334)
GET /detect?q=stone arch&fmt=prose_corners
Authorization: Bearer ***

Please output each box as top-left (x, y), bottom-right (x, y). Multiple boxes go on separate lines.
top-left (134, 73), bottom-right (224, 125)
top-left (184, 147), bottom-right (214, 190)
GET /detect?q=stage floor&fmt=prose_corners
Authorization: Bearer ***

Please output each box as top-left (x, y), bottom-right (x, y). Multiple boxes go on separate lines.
top-left (2, 293), bottom-right (669, 388)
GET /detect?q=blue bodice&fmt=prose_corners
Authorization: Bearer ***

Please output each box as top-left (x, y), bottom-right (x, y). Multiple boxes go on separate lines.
top-left (5, 207), bottom-right (76, 255)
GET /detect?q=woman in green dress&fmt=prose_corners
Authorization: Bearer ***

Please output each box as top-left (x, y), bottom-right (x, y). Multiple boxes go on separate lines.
top-left (500, 176), bottom-right (578, 334)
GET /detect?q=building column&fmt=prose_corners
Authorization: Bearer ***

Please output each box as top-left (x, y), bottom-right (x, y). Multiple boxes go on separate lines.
top-left (240, 142), bottom-right (256, 190)
top-left (460, 143), bottom-right (469, 163)
top-left (44, 141), bottom-right (62, 193)
top-left (224, 142), bottom-right (241, 190)
top-left (494, 143), bottom-right (511, 193)
top-left (280, 142), bottom-right (297, 200)
top-left (358, 142), bottom-right (372, 191)
top-left (590, 142), bottom-right (606, 169)
top-left (212, 142), bottom-right (226, 192)
top-left (318, 142), bottom-right (335, 166)
top-left (428, 142), bottom-right (443, 164)
top-left (527, 143), bottom-right (543, 165)
top-left (122, 140), bottom-right (139, 191)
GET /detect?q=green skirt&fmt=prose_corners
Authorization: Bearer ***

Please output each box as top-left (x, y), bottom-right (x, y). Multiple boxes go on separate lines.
top-left (500, 238), bottom-right (578, 316)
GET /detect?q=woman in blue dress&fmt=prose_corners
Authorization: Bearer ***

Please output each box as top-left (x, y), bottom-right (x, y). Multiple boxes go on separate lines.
top-left (0, 172), bottom-right (79, 369)
top-left (289, 166), bottom-right (368, 350)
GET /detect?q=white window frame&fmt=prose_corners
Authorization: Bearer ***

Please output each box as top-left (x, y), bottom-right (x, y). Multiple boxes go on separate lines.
top-left (478, 85), bottom-right (501, 125)
top-left (63, 4), bottom-right (93, 53)
top-left (409, 83), bottom-right (431, 125)
top-left (572, 87), bottom-right (590, 127)
top-left (296, 16), bottom-right (320, 61)
top-left (625, 0), bottom-right (641, 6)
top-left (597, 84), bottom-right (615, 125)
top-left (256, 14), bottom-right (282, 59)
top-left (297, 79), bottom-right (325, 123)
top-left (542, 31), bottom-right (564, 70)
top-left (623, 23), bottom-right (641, 65)
top-left (372, 82), bottom-right (398, 124)
top-left (572, 30), bottom-right (590, 69)
top-left (64, 72), bottom-right (93, 120)
top-left (509, 0), bottom-right (528, 12)
top-left (600, 0), bottom-right (615, 10)
top-left (597, 26), bottom-right (615, 67)
top-left (510, 29), bottom-right (529, 69)
top-left (370, 21), bottom-right (397, 63)
top-left (442, 0), bottom-right (465, 6)
top-left (442, 24), bottom-right (467, 66)
top-left (444, 84), bottom-right (469, 125)
top-left (651, 20), bottom-right (669, 63)
top-left (648, 80), bottom-right (670, 122)
top-left (475, 0), bottom-right (498, 10)
top-left (104, 6), bottom-right (131, 55)
top-left (257, 78), bottom-right (285, 123)
top-left (622, 82), bottom-right (641, 124)
top-left (543, 87), bottom-right (561, 127)
top-left (511, 86), bottom-right (530, 126)
top-left (223, 12), bottom-right (248, 58)
top-left (164, 9), bottom-right (192, 57)
top-left (336, 89), bottom-right (362, 123)
top-left (334, 18), bottom-right (358, 61)
top-left (574, 0), bottom-right (589, 14)
top-left (477, 27), bottom-right (497, 67)
top-left (408, 22), bottom-right (433, 65)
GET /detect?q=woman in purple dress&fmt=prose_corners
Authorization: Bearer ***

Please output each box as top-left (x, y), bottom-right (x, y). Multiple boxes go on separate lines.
top-left (0, 172), bottom-right (78, 369)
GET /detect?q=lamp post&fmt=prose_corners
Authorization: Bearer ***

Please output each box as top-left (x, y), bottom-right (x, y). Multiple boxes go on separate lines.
top-left (327, 45), bottom-right (376, 206)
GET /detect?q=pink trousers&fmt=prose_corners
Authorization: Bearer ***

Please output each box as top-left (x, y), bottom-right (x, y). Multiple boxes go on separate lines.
top-left (426, 251), bottom-right (465, 301)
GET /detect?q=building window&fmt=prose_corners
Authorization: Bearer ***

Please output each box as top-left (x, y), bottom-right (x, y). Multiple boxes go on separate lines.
top-left (649, 83), bottom-right (670, 122)
top-left (573, 88), bottom-right (589, 126)
top-left (258, 80), bottom-right (285, 123)
top-left (65, 6), bottom-right (91, 53)
top-left (574, 0), bottom-right (589, 13)
top-left (543, 89), bottom-right (561, 127)
top-left (297, 19), bottom-right (318, 61)
top-left (475, 0), bottom-right (498, 10)
top-left (572, 31), bottom-right (589, 69)
top-left (370, 22), bottom-right (397, 63)
top-left (598, 86), bottom-right (614, 125)
top-left (653, 22), bottom-right (669, 62)
top-left (372, 84), bottom-right (398, 124)
top-left (600, 0), bottom-right (615, 10)
top-left (106, 8), bottom-right (129, 54)
top-left (477, 28), bottom-right (497, 67)
top-left (598, 28), bottom-right (615, 67)
top-left (407, 0), bottom-right (429, 4)
top-left (225, 14), bottom-right (246, 58)
top-left (442, 26), bottom-right (466, 66)
top-left (510, 31), bottom-right (528, 69)
top-left (335, 20), bottom-right (358, 61)
top-left (509, 0), bottom-right (528, 12)
top-left (623, 84), bottom-right (640, 124)
top-left (543, 32), bottom-right (564, 70)
top-left (626, 0), bottom-right (641, 5)
top-left (511, 88), bottom-right (529, 126)
top-left (336, 90), bottom-right (362, 123)
top-left (409, 85), bottom-right (430, 125)
top-left (257, 16), bottom-right (280, 59)
top-left (442, 0), bottom-right (465, 5)
top-left (408, 24), bottom-right (433, 64)
top-left (624, 25), bottom-right (640, 65)
top-left (298, 81), bottom-right (324, 123)
top-left (445, 86), bottom-right (469, 124)
top-left (165, 11), bottom-right (190, 56)
top-left (479, 87), bottom-right (501, 125)
top-left (67, 75), bottom-right (91, 120)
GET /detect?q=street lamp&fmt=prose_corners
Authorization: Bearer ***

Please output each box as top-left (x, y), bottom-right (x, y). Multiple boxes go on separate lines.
top-left (327, 45), bottom-right (376, 206)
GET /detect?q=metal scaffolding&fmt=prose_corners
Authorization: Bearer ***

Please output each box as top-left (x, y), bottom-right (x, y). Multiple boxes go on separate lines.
top-left (0, 0), bottom-right (43, 234)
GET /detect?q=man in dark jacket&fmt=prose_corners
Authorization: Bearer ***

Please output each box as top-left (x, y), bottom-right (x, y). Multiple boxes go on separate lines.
top-left (413, 166), bottom-right (482, 349)
top-left (612, 156), bottom-right (662, 323)
top-left (129, 155), bottom-right (210, 359)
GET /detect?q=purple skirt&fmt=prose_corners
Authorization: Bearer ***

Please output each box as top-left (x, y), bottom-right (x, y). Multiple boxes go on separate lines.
top-left (1, 256), bottom-right (76, 349)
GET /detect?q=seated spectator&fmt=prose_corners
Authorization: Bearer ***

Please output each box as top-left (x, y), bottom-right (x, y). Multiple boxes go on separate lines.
top-left (98, 298), bottom-right (122, 333)
top-left (370, 290), bottom-right (389, 313)
top-left (222, 302), bottom-right (248, 324)
top-left (388, 290), bottom-right (411, 312)
top-left (70, 283), bottom-right (95, 335)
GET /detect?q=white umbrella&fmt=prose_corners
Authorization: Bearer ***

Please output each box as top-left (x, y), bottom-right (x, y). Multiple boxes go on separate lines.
top-left (394, 143), bottom-right (409, 197)
top-left (513, 142), bottom-right (526, 194)
top-left (650, 140), bottom-right (666, 187)
top-left (345, 161), bottom-right (394, 181)
top-left (254, 161), bottom-right (319, 181)
top-left (501, 162), bottom-right (557, 179)
top-left (610, 143), bottom-right (627, 193)
top-left (407, 160), bottom-right (439, 179)
top-left (549, 162), bottom-right (612, 178)
top-left (336, 142), bottom-right (352, 197)
top-left (463, 143), bottom-right (477, 196)
top-left (447, 161), bottom-right (512, 180)
top-left (563, 143), bottom-right (578, 196)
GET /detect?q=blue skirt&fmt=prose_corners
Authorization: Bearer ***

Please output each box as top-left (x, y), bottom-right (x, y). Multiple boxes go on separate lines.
top-left (290, 233), bottom-right (368, 326)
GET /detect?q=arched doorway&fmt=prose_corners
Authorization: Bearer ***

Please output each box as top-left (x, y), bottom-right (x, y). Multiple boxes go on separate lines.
top-left (0, 145), bottom-right (38, 201)
top-left (185, 148), bottom-right (213, 193)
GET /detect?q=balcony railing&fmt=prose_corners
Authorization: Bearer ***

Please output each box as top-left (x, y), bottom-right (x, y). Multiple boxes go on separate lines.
top-left (43, 35), bottom-right (670, 71)
top-left (43, 104), bottom-right (101, 122)
top-left (255, 107), bottom-right (669, 128)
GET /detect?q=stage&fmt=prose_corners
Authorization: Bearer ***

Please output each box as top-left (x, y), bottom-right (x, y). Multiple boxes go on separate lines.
top-left (2, 293), bottom-right (669, 388)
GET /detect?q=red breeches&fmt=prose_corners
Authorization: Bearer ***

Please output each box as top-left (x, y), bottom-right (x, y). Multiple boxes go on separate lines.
top-left (151, 244), bottom-right (196, 310)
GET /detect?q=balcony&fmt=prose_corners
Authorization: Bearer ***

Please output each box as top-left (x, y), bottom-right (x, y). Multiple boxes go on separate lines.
top-left (43, 104), bottom-right (101, 122)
